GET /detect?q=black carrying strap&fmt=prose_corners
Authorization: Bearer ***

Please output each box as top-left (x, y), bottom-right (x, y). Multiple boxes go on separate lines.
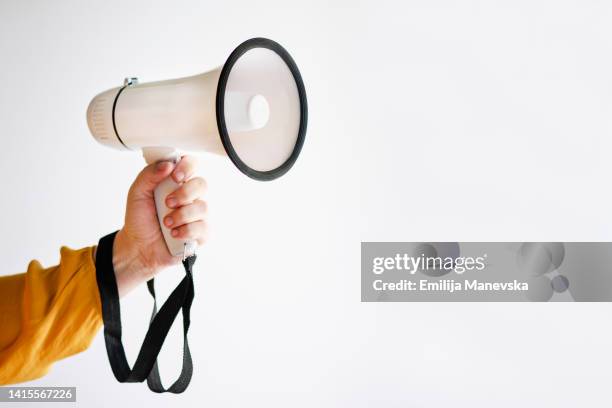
top-left (95, 231), bottom-right (196, 393)
top-left (145, 255), bottom-right (195, 393)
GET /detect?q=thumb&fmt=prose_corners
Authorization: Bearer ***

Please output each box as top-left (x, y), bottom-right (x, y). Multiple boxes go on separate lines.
top-left (130, 161), bottom-right (175, 199)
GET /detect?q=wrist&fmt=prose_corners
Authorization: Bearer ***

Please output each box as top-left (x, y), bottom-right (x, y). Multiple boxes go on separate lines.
top-left (112, 229), bottom-right (154, 297)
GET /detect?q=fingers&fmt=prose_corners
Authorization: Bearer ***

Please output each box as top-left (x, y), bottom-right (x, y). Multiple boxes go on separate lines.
top-left (131, 161), bottom-right (176, 198)
top-left (171, 155), bottom-right (198, 184)
top-left (166, 177), bottom-right (207, 208)
top-left (164, 200), bottom-right (207, 229)
top-left (130, 155), bottom-right (197, 200)
top-left (170, 220), bottom-right (208, 245)
top-left (162, 155), bottom-right (208, 246)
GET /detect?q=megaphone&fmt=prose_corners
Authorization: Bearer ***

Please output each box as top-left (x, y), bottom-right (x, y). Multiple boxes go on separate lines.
top-left (87, 38), bottom-right (307, 258)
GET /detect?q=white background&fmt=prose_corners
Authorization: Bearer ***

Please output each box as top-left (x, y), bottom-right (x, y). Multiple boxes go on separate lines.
top-left (1, 0), bottom-right (612, 407)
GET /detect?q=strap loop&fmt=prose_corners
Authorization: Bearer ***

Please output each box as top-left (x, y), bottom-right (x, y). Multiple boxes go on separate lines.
top-left (95, 231), bottom-right (195, 393)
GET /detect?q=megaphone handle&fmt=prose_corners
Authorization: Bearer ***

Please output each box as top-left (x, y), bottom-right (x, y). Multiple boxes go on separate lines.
top-left (143, 147), bottom-right (196, 258)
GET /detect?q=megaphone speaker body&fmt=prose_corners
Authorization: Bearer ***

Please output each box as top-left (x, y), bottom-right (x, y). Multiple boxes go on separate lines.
top-left (88, 69), bottom-right (226, 156)
top-left (87, 38), bottom-right (307, 257)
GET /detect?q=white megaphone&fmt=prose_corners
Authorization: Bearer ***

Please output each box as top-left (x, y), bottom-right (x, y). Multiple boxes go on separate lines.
top-left (87, 38), bottom-right (307, 258)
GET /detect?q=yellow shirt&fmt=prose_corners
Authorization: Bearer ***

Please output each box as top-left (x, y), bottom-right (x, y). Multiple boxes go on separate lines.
top-left (0, 246), bottom-right (102, 384)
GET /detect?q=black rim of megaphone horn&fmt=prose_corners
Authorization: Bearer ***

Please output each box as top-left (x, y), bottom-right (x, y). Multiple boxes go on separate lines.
top-left (216, 37), bottom-right (308, 181)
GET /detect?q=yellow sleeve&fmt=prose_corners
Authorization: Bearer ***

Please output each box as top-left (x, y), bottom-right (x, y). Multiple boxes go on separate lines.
top-left (0, 246), bottom-right (102, 385)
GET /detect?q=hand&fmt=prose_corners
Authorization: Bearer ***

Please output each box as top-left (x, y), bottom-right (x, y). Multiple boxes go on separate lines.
top-left (112, 156), bottom-right (208, 296)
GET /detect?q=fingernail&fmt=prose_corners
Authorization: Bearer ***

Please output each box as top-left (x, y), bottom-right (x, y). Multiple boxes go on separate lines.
top-left (167, 197), bottom-right (177, 208)
top-left (174, 171), bottom-right (185, 182)
top-left (171, 229), bottom-right (179, 237)
top-left (164, 217), bottom-right (173, 227)
top-left (156, 162), bottom-right (171, 172)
